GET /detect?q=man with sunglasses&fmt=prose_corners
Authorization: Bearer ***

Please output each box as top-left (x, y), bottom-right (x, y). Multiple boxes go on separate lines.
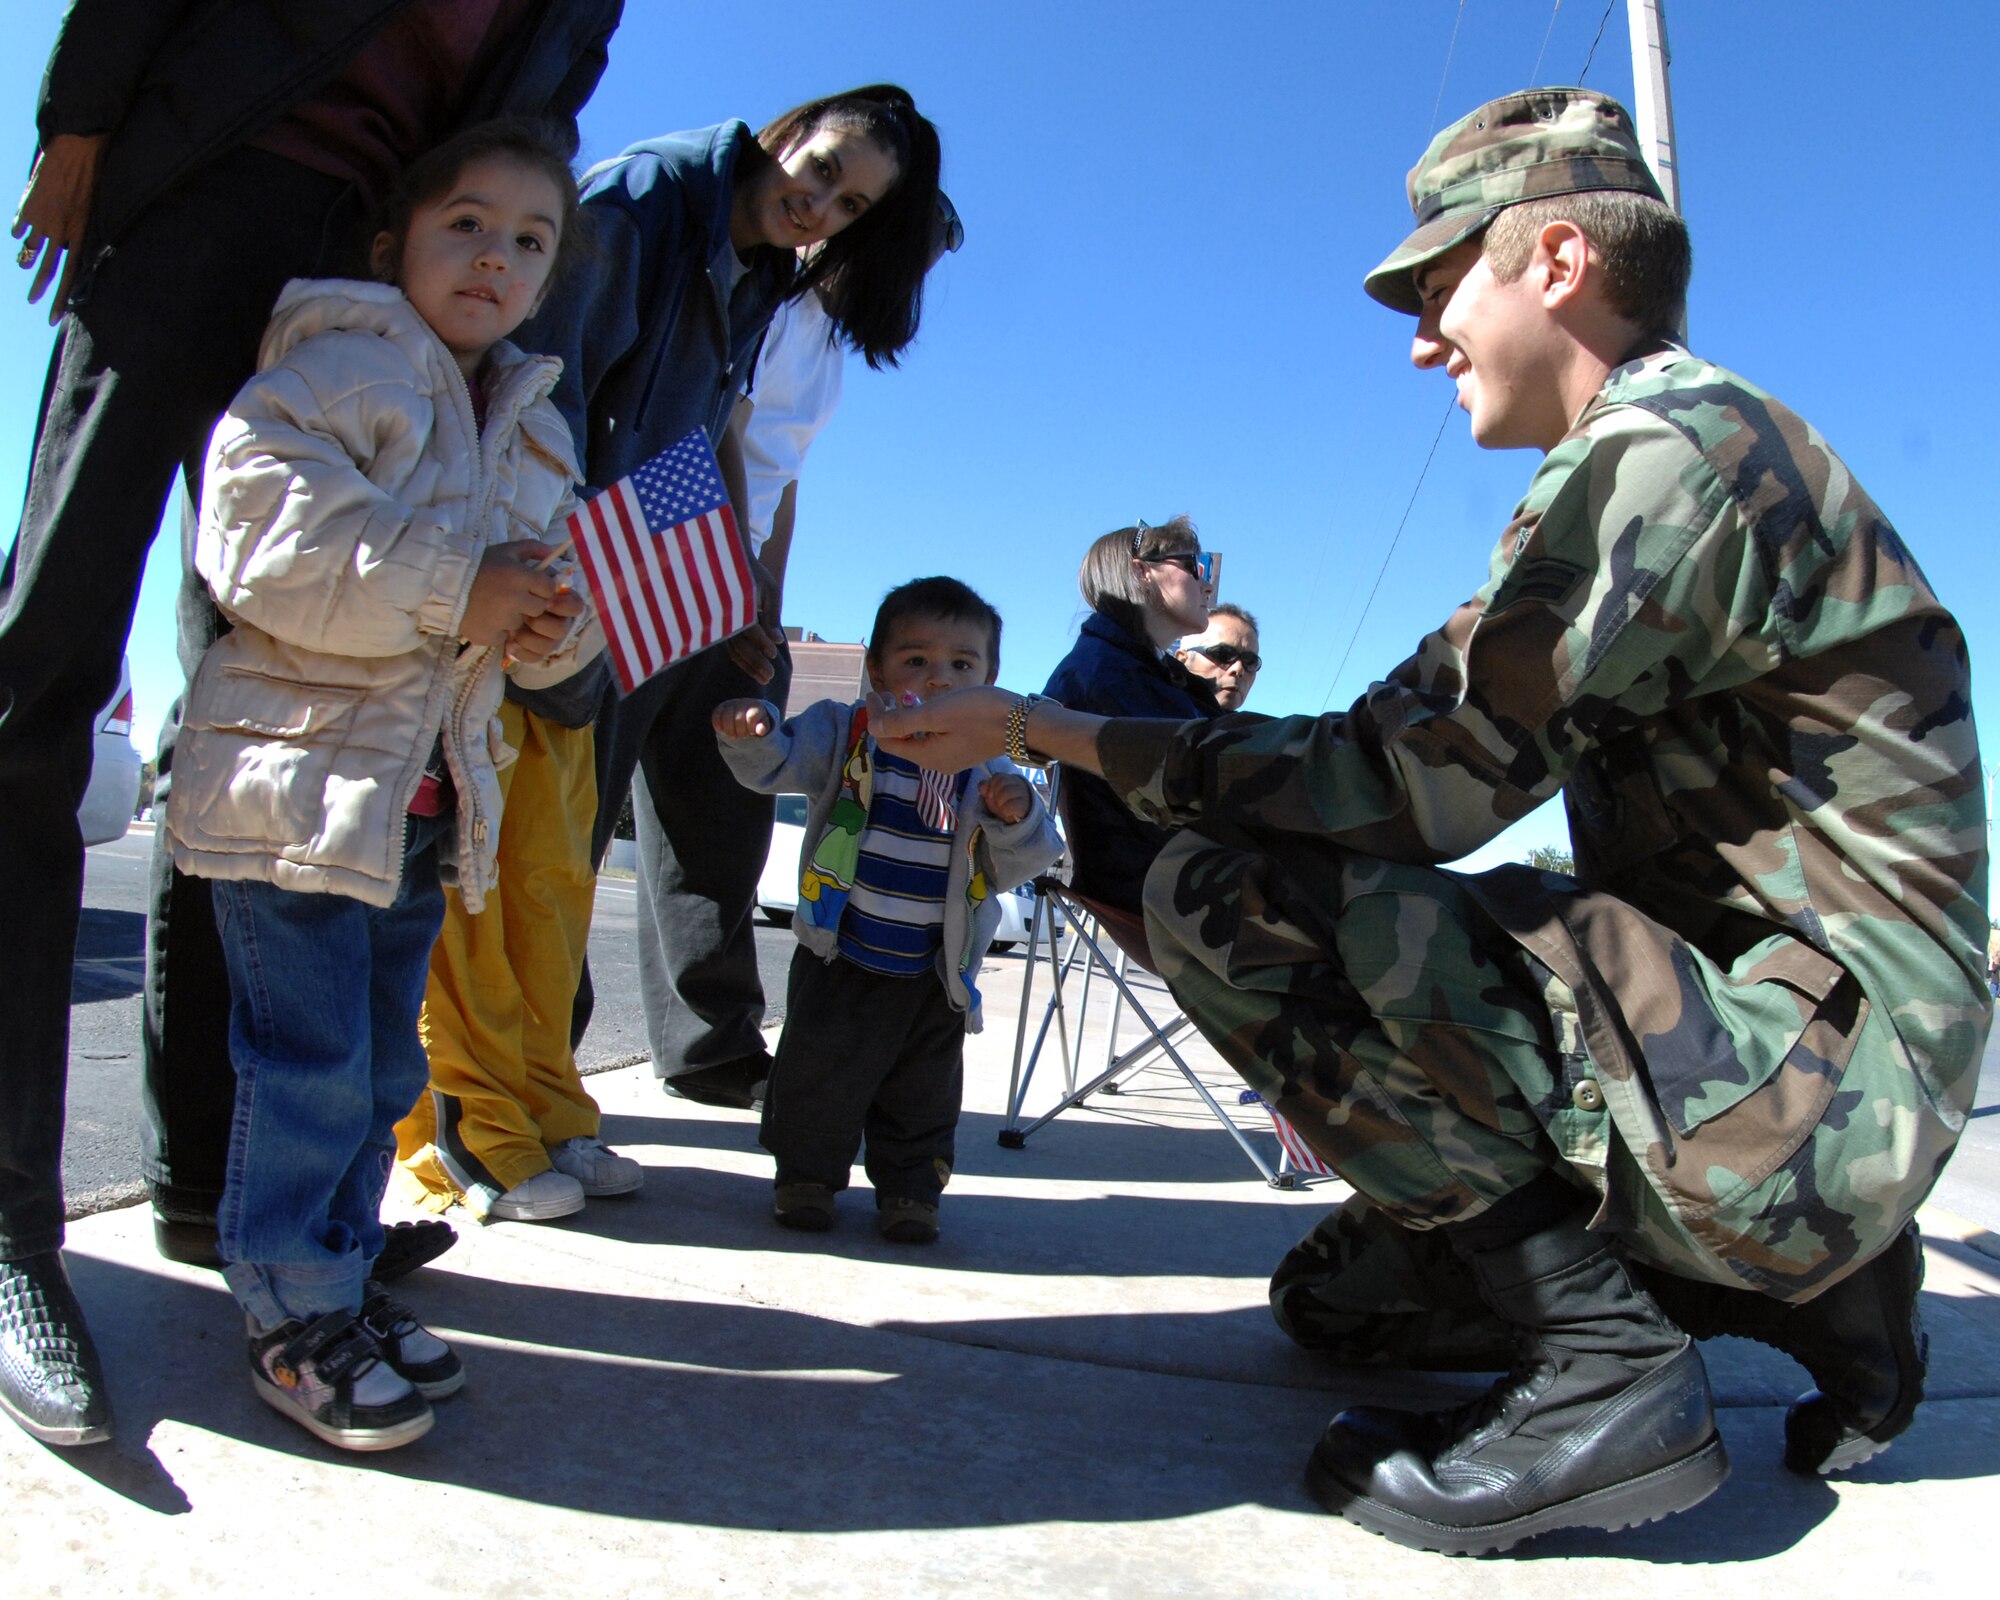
top-left (1175, 604), bottom-right (1260, 712)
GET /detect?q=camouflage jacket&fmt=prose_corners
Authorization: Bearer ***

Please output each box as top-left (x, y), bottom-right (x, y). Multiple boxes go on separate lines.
top-left (1102, 345), bottom-right (1990, 1153)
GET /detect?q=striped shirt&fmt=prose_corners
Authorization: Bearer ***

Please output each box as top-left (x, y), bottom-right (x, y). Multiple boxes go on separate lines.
top-left (836, 747), bottom-right (959, 976)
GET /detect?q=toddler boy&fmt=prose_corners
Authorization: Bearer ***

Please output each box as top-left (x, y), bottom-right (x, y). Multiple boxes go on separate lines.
top-left (714, 577), bottom-right (1060, 1243)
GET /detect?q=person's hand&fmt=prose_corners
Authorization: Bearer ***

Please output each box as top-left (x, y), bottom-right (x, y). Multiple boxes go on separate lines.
top-left (712, 698), bottom-right (776, 740)
top-left (724, 556), bottom-right (785, 683)
top-left (979, 771), bottom-right (1034, 824)
top-left (872, 685), bottom-right (1017, 771)
top-left (724, 618), bottom-right (782, 684)
top-left (461, 540), bottom-right (570, 653)
top-left (13, 133), bottom-right (105, 322)
top-left (501, 587), bottom-right (584, 664)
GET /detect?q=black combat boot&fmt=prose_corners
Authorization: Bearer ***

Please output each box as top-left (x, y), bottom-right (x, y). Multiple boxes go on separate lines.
top-left (1306, 1207), bottom-right (1727, 1554)
top-left (1634, 1220), bottom-right (1928, 1475)
top-left (0, 1253), bottom-right (113, 1446)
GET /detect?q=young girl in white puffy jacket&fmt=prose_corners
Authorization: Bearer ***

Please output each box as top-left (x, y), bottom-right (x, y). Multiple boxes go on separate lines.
top-left (165, 120), bottom-right (599, 1453)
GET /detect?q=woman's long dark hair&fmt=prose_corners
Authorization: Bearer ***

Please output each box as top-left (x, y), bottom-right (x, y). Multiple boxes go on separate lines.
top-left (749, 84), bottom-right (942, 369)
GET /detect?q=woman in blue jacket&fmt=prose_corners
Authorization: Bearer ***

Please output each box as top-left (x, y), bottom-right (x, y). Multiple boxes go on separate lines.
top-left (1042, 517), bottom-right (1221, 912)
top-left (403, 87), bottom-right (945, 1216)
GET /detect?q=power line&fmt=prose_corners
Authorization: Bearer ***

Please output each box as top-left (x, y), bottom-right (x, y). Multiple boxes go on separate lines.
top-left (1578, 0), bottom-right (1617, 82)
top-left (1319, 397), bottom-right (1458, 714)
top-left (1530, 0), bottom-right (1564, 84)
top-left (1313, 1), bottom-right (1476, 716)
top-left (1428, 1), bottom-right (1470, 135)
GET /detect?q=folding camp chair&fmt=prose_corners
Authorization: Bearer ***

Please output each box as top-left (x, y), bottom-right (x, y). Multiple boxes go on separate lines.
top-left (998, 871), bottom-right (1298, 1189)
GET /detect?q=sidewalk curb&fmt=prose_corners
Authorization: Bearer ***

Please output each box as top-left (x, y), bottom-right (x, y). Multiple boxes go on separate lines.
top-left (1917, 1202), bottom-right (2000, 1263)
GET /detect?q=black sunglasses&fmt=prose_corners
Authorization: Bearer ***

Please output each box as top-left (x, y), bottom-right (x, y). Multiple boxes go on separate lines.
top-left (1187, 642), bottom-right (1261, 673)
top-left (1138, 550), bottom-right (1215, 584)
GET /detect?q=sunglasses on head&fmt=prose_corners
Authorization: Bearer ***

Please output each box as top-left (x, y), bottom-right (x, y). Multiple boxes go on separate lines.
top-left (935, 191), bottom-right (964, 255)
top-left (1187, 642), bottom-right (1261, 672)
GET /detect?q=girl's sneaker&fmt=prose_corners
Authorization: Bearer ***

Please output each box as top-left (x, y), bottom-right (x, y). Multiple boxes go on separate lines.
top-left (548, 1136), bottom-right (645, 1196)
top-left (358, 1283), bottom-right (464, 1400)
top-left (487, 1169), bottom-right (585, 1222)
top-left (247, 1308), bottom-right (432, 1452)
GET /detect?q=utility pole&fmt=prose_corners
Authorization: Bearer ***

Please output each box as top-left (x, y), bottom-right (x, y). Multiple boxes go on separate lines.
top-left (1627, 0), bottom-right (1685, 340)
top-left (1626, 0), bottom-right (1680, 214)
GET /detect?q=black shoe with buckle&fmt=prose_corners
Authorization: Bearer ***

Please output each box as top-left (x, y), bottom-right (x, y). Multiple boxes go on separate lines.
top-left (663, 1057), bottom-right (768, 1111)
top-left (154, 1193), bottom-right (455, 1285)
top-left (0, 1253), bottom-right (114, 1447)
top-left (152, 1185), bottom-right (226, 1269)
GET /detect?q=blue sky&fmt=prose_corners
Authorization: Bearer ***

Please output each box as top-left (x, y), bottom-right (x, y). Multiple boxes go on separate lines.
top-left (6, 2), bottom-right (1996, 887)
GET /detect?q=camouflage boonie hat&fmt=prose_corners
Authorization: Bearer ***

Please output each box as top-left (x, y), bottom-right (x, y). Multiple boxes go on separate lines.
top-left (1364, 87), bottom-right (1664, 314)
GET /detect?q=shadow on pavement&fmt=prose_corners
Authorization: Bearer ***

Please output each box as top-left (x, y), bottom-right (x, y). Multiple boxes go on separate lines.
top-left (63, 1251), bottom-right (1974, 1559)
top-left (599, 1102), bottom-right (1300, 1191)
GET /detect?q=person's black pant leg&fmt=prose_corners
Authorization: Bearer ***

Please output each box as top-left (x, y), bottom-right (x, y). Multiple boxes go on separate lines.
top-left (608, 639), bottom-right (792, 1078)
top-left (0, 150), bottom-right (353, 1254)
top-left (139, 155), bottom-right (358, 1218)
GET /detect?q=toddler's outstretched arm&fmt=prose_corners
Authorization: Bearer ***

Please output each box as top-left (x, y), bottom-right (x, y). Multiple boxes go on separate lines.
top-left (713, 699), bottom-right (777, 740)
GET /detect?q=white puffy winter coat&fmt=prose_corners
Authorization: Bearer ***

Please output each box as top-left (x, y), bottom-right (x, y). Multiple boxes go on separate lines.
top-left (167, 279), bottom-right (600, 911)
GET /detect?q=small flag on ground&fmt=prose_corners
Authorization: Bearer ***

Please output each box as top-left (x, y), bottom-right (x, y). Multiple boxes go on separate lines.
top-left (1240, 1090), bottom-right (1337, 1177)
top-left (565, 429), bottom-right (755, 693)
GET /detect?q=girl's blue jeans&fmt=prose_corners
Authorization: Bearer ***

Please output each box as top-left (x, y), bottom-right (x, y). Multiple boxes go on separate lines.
top-left (210, 814), bottom-right (448, 1330)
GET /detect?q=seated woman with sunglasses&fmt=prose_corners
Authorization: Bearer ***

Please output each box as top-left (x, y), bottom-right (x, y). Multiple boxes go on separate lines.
top-left (1176, 603), bottom-right (1262, 711)
top-left (1041, 518), bottom-right (1220, 911)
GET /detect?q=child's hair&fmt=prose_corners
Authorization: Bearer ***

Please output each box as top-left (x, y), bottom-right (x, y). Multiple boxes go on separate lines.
top-left (1079, 515), bottom-right (1201, 644)
top-left (868, 576), bottom-right (1003, 677)
top-left (750, 85), bottom-right (942, 371)
top-left (372, 117), bottom-right (584, 288)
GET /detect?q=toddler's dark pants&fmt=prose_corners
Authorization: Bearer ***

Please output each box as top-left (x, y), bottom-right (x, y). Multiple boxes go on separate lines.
top-left (760, 947), bottom-right (962, 1205)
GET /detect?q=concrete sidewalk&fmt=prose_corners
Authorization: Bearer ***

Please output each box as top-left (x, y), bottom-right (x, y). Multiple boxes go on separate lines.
top-left (8, 952), bottom-right (1997, 1597)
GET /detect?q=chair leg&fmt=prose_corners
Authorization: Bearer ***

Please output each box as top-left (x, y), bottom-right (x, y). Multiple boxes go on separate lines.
top-left (1002, 912), bottom-right (1290, 1188)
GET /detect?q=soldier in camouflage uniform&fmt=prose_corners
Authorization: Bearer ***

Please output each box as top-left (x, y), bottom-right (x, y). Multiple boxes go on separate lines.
top-left (876, 87), bottom-right (1988, 1553)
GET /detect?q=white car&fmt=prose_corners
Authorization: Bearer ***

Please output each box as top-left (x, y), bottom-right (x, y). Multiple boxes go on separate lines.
top-left (79, 657), bottom-right (143, 847)
top-left (757, 793), bottom-right (1041, 949)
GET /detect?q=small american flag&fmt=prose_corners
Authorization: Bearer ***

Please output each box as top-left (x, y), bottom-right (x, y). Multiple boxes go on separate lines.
top-left (916, 767), bottom-right (959, 834)
top-left (565, 430), bottom-right (755, 693)
top-left (1242, 1091), bottom-right (1337, 1177)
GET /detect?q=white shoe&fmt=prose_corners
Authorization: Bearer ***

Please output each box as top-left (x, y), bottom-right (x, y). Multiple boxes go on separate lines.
top-left (487, 1169), bottom-right (585, 1221)
top-left (547, 1136), bottom-right (645, 1197)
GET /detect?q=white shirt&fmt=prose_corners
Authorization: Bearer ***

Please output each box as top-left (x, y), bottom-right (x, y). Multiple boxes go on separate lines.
top-left (740, 290), bottom-right (845, 555)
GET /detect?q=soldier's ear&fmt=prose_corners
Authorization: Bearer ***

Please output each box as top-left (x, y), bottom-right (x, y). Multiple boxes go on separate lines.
top-left (1538, 220), bottom-right (1590, 309)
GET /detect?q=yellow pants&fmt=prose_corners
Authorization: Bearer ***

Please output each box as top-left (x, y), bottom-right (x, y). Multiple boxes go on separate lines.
top-left (396, 701), bottom-right (601, 1207)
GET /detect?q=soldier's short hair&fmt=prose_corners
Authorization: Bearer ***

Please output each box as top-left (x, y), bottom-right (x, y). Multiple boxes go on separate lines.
top-left (1482, 189), bottom-right (1691, 337)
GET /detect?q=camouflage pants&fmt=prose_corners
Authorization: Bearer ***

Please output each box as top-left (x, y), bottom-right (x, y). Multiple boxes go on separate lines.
top-left (1143, 827), bottom-right (1964, 1301)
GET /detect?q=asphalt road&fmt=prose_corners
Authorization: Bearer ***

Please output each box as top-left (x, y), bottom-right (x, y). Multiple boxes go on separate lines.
top-left (62, 825), bottom-right (797, 1214)
top-left (62, 827), bottom-right (2000, 1234)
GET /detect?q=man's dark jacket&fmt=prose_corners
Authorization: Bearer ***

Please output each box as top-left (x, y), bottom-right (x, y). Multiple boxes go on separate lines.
top-left (35, 0), bottom-right (622, 257)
